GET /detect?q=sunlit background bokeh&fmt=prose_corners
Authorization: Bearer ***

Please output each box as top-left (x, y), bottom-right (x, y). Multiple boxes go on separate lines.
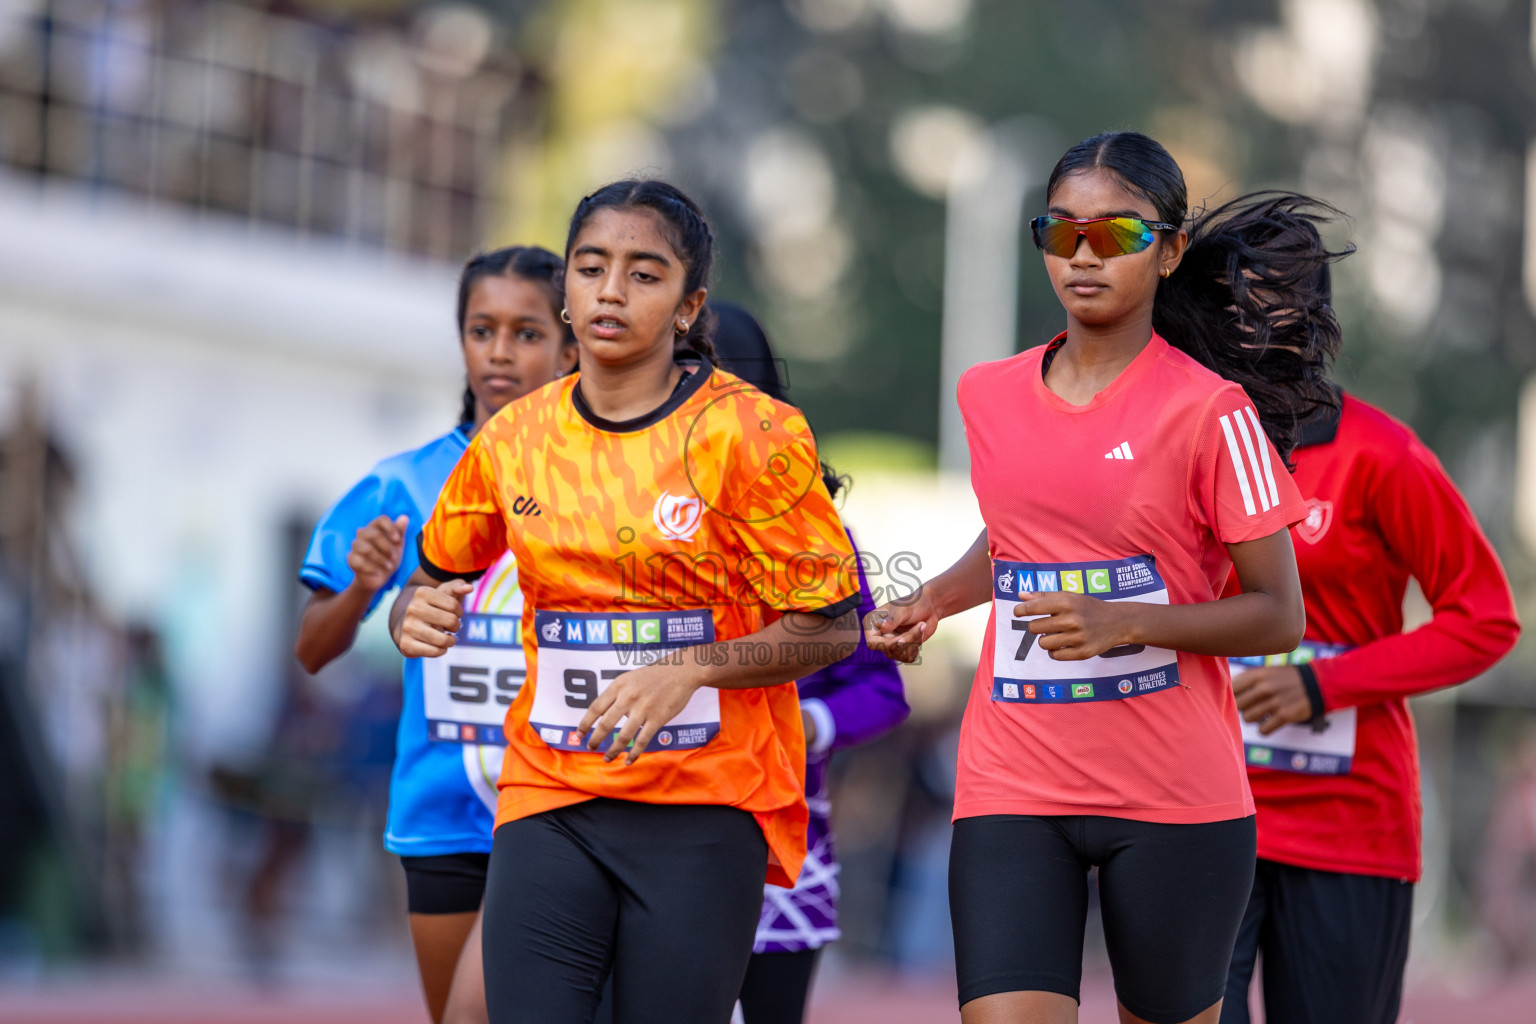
top-left (2, 1), bottom-right (1536, 1020)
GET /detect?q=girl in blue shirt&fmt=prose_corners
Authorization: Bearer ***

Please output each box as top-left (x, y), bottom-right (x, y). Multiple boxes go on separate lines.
top-left (295, 246), bottom-right (575, 1023)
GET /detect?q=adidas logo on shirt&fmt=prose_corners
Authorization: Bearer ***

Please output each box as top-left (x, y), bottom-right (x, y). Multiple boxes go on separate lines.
top-left (1104, 442), bottom-right (1134, 460)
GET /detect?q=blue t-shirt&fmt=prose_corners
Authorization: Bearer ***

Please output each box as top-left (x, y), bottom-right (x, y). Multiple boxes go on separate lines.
top-left (300, 425), bottom-right (512, 857)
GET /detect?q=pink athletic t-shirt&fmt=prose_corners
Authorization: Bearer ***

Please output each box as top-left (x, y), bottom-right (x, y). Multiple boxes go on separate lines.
top-left (954, 332), bottom-right (1306, 824)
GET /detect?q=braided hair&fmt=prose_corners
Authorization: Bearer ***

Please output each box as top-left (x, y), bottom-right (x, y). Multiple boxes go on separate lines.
top-left (1046, 132), bottom-right (1349, 461)
top-left (564, 180), bottom-right (718, 361)
top-left (454, 245), bottom-right (573, 425)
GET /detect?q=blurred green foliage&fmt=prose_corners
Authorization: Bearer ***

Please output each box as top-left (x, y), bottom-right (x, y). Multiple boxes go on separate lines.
top-left (657, 0), bottom-right (1535, 496)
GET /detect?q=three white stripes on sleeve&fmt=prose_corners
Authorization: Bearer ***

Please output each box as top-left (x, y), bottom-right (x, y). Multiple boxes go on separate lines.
top-left (1218, 406), bottom-right (1280, 516)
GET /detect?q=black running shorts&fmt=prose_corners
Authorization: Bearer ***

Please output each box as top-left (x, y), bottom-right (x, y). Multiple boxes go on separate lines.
top-left (400, 852), bottom-right (490, 915)
top-left (1222, 858), bottom-right (1413, 1024)
top-left (951, 813), bottom-right (1257, 1024)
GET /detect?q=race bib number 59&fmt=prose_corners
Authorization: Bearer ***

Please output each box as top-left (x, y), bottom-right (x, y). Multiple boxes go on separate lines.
top-left (530, 609), bottom-right (719, 752)
top-left (423, 613), bottom-right (524, 744)
top-left (991, 555), bottom-right (1181, 703)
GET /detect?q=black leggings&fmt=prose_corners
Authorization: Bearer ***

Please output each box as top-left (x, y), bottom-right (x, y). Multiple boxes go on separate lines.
top-left (951, 814), bottom-right (1257, 1024)
top-left (738, 948), bottom-right (821, 1024)
top-left (482, 799), bottom-right (768, 1024)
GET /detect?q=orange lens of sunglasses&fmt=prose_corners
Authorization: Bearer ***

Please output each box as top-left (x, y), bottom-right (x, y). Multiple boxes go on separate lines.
top-left (1030, 215), bottom-right (1176, 259)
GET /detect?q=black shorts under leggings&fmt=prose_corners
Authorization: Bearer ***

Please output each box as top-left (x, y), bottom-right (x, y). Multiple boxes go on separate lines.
top-left (951, 813), bottom-right (1257, 1024)
top-left (482, 798), bottom-right (768, 1024)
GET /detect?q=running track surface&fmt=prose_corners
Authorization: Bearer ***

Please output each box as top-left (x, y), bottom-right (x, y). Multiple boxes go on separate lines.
top-left (3, 971), bottom-right (1535, 1023)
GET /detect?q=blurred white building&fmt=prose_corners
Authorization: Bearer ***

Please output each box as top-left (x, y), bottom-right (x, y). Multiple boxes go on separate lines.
top-left (0, 1), bottom-right (520, 761)
top-left (0, 173), bottom-right (460, 760)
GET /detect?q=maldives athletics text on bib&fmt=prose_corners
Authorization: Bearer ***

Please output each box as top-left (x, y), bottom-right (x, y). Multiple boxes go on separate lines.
top-left (530, 609), bottom-right (720, 752)
top-left (423, 612), bottom-right (525, 744)
top-left (1230, 641), bottom-right (1355, 775)
top-left (991, 555), bottom-right (1180, 703)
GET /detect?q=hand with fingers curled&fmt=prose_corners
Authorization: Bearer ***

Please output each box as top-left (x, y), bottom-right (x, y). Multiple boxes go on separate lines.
top-left (864, 592), bottom-right (939, 664)
top-left (576, 660), bottom-right (705, 765)
top-left (1013, 592), bottom-right (1136, 661)
top-left (394, 578), bottom-right (474, 658)
top-left (348, 514), bottom-right (410, 592)
top-left (1232, 665), bottom-right (1314, 735)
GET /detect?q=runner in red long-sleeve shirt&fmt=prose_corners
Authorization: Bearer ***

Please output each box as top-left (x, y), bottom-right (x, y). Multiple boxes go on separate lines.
top-left (1221, 389), bottom-right (1521, 1024)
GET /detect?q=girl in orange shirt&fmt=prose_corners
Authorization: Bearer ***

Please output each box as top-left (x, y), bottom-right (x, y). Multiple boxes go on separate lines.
top-left (390, 181), bottom-right (863, 1024)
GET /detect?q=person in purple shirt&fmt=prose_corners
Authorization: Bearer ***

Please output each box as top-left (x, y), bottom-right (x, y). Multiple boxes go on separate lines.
top-left (711, 304), bottom-right (911, 1024)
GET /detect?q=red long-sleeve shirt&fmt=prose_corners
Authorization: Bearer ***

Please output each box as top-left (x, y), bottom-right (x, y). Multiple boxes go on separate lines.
top-left (1247, 395), bottom-right (1519, 881)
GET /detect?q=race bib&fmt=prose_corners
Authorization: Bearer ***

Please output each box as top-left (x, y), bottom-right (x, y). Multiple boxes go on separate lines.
top-left (991, 556), bottom-right (1180, 703)
top-left (1230, 641), bottom-right (1355, 775)
top-left (423, 613), bottom-right (525, 744)
top-left (530, 609), bottom-right (720, 752)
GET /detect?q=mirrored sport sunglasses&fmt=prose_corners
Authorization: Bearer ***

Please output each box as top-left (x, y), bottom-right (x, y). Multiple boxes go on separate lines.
top-left (1029, 215), bottom-right (1179, 259)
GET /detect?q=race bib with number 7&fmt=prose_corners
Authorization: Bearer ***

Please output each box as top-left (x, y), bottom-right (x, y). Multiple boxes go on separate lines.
top-left (530, 609), bottom-right (720, 752)
top-left (991, 555), bottom-right (1181, 703)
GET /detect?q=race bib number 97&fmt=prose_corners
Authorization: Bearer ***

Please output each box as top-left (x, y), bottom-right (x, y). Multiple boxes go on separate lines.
top-left (1230, 641), bottom-right (1355, 775)
top-left (530, 609), bottom-right (720, 752)
top-left (991, 556), bottom-right (1180, 703)
top-left (423, 613), bottom-right (524, 744)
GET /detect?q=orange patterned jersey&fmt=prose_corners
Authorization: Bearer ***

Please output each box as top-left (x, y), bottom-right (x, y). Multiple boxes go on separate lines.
top-left (418, 362), bottom-right (859, 886)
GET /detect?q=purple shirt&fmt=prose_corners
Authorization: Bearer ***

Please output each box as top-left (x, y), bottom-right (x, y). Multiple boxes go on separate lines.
top-left (754, 532), bottom-right (908, 953)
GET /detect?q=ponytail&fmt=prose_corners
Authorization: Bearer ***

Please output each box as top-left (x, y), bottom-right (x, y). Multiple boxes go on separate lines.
top-left (1153, 191), bottom-right (1352, 461)
top-left (458, 384), bottom-right (476, 427)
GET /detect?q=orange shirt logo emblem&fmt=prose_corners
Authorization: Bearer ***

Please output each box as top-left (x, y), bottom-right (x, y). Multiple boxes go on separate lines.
top-left (653, 492), bottom-right (704, 541)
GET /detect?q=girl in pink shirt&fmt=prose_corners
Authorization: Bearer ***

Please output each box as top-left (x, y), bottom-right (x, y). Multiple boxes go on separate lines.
top-left (868, 132), bottom-right (1345, 1024)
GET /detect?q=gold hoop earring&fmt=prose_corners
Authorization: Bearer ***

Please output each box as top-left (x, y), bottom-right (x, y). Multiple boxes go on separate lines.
top-left (560, 308), bottom-right (572, 324)
top-left (1160, 268), bottom-right (1171, 279)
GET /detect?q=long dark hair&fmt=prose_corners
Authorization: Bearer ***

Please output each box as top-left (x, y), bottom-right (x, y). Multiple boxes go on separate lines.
top-left (455, 245), bottom-right (573, 426)
top-left (1155, 191), bottom-right (1350, 460)
top-left (563, 179), bottom-right (718, 360)
top-left (1046, 132), bottom-right (1348, 460)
